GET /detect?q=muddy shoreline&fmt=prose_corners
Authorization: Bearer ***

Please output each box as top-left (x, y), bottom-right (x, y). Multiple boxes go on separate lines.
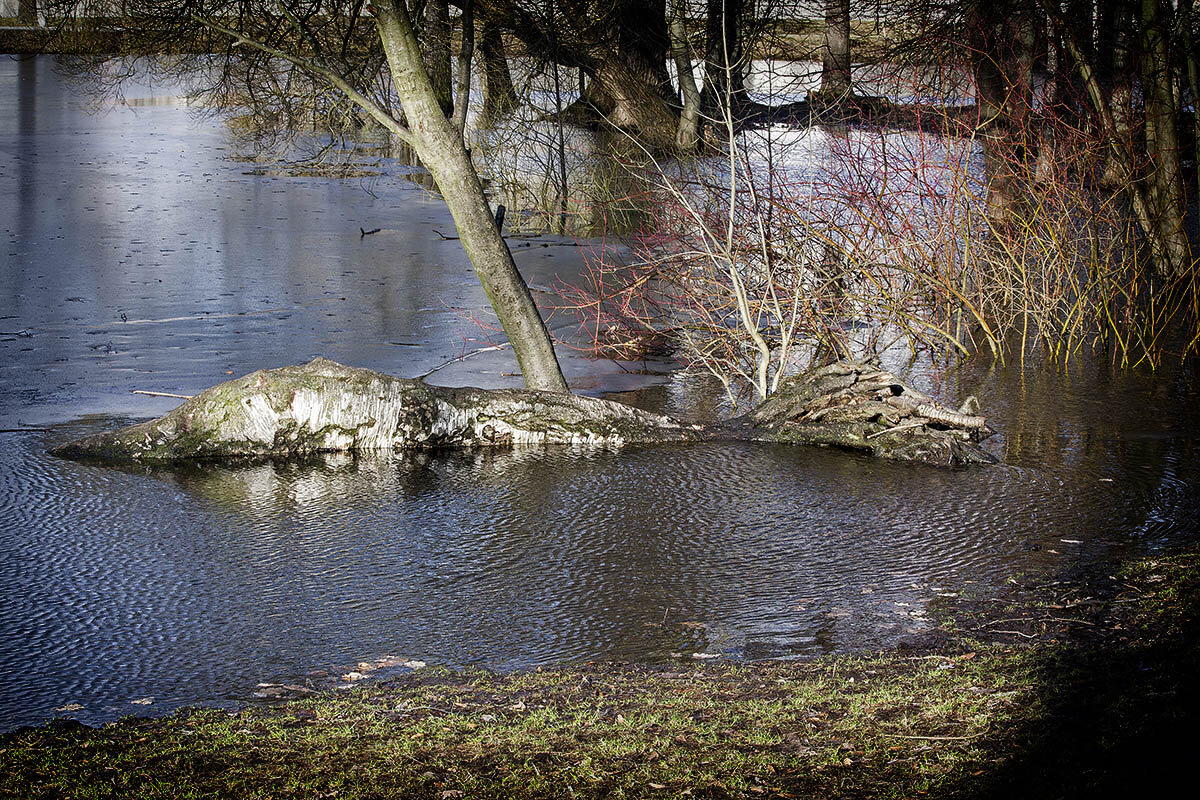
top-left (3, 547), bottom-right (1196, 799)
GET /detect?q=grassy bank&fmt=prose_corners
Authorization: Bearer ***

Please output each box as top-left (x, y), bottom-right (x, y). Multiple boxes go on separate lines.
top-left (2, 552), bottom-right (1197, 799)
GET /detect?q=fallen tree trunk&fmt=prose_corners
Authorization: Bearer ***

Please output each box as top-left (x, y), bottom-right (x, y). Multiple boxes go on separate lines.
top-left (51, 358), bottom-right (997, 467)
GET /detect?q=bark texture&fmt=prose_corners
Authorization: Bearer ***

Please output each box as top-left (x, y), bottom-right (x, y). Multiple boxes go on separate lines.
top-left (818, 0), bottom-right (852, 98)
top-left (375, 0), bottom-right (569, 393)
top-left (52, 359), bottom-right (997, 467)
top-left (669, 0), bottom-right (701, 150)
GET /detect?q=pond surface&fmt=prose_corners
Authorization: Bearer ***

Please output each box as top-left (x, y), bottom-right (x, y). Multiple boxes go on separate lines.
top-left (2, 56), bottom-right (1198, 732)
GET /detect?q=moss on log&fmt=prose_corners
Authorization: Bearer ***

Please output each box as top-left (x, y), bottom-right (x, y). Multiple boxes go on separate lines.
top-left (733, 361), bottom-right (996, 465)
top-left (51, 358), bottom-right (997, 467)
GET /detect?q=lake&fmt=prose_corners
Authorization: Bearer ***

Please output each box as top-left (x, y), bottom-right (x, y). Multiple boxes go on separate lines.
top-left (1, 55), bottom-right (1197, 732)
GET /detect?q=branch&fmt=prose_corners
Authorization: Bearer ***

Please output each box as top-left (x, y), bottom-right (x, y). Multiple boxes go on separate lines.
top-left (192, 15), bottom-right (415, 148)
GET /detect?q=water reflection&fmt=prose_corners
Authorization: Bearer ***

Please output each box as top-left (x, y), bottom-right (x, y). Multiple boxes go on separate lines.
top-left (3, 355), bottom-right (1197, 732)
top-left (1, 57), bottom-right (1198, 734)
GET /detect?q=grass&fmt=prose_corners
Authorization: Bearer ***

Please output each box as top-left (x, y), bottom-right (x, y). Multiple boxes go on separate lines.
top-left (2, 552), bottom-right (1198, 799)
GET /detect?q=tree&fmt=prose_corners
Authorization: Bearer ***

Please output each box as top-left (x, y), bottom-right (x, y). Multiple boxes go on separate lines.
top-left (699, 0), bottom-right (748, 124)
top-left (669, 0), bottom-right (702, 149)
top-left (18, 0), bottom-right (39, 24)
top-left (818, 0), bottom-right (853, 99)
top-left (54, 0), bottom-right (570, 393)
top-left (484, 0), bottom-right (682, 149)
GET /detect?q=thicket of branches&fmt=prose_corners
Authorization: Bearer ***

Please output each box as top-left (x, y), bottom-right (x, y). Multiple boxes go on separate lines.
top-left (33, 0), bottom-right (1200, 401)
top-left (553, 0), bottom-right (1200, 406)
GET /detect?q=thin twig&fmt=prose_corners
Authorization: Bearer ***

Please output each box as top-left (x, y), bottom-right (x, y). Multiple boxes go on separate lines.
top-left (132, 390), bottom-right (194, 399)
top-left (989, 630), bottom-right (1038, 639)
top-left (886, 732), bottom-right (988, 741)
top-left (866, 421), bottom-right (926, 439)
top-left (417, 342), bottom-right (512, 379)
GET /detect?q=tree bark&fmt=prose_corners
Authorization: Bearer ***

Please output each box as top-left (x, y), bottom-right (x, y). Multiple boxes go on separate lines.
top-left (1039, 0), bottom-right (1185, 278)
top-left (669, 0), bottom-right (701, 150)
top-left (376, 1), bottom-right (569, 392)
top-left (51, 359), bottom-right (997, 467)
top-left (451, 0), bottom-right (475, 134)
top-left (1140, 0), bottom-right (1189, 276)
top-left (700, 0), bottom-right (747, 124)
top-left (478, 21), bottom-right (518, 126)
top-left (18, 0), bottom-right (38, 25)
top-left (422, 0), bottom-right (454, 115)
top-left (818, 0), bottom-right (852, 99)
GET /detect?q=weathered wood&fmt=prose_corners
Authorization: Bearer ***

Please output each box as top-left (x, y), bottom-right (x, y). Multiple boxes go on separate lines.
top-left (51, 358), bottom-right (997, 467)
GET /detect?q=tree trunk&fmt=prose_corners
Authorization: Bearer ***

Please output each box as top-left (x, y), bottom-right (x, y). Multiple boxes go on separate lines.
top-left (1140, 0), bottom-right (1189, 276)
top-left (1100, 1), bottom-right (1133, 186)
top-left (422, 0), bottom-right (454, 115)
top-left (1039, 0), bottom-right (1180, 279)
top-left (478, 21), bottom-right (518, 126)
top-left (51, 359), bottom-right (997, 467)
top-left (571, 0), bottom-right (678, 148)
top-left (970, 7), bottom-right (1018, 226)
top-left (700, 0), bottom-right (747, 124)
top-left (451, 0), bottom-right (475, 134)
top-left (818, 0), bottom-right (852, 99)
top-left (376, 1), bottom-right (568, 393)
top-left (18, 0), bottom-right (37, 24)
top-left (670, 0), bottom-right (701, 150)
top-left (1179, 0), bottom-right (1200, 205)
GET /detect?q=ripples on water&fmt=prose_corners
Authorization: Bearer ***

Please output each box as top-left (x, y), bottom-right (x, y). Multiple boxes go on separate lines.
top-left (2, 369), bottom-right (1197, 732)
top-left (2, 57), bottom-right (1198, 732)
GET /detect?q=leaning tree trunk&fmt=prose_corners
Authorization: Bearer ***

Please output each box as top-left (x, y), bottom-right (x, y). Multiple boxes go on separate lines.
top-left (52, 359), bottom-right (996, 467)
top-left (572, 0), bottom-right (679, 149)
top-left (1039, 0), bottom-right (1182, 278)
top-left (375, 0), bottom-right (568, 393)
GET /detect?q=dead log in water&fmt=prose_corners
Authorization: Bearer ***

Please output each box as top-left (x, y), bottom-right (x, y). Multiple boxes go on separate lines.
top-left (50, 358), bottom-right (997, 467)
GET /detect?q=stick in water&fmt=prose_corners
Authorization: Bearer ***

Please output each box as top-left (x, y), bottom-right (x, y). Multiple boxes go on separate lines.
top-left (132, 390), bottom-right (194, 399)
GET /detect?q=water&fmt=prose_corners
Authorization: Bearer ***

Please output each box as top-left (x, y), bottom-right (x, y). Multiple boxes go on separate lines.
top-left (2, 56), bottom-right (1198, 732)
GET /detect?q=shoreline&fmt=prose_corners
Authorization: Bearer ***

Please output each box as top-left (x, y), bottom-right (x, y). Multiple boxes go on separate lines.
top-left (3, 548), bottom-right (1196, 799)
